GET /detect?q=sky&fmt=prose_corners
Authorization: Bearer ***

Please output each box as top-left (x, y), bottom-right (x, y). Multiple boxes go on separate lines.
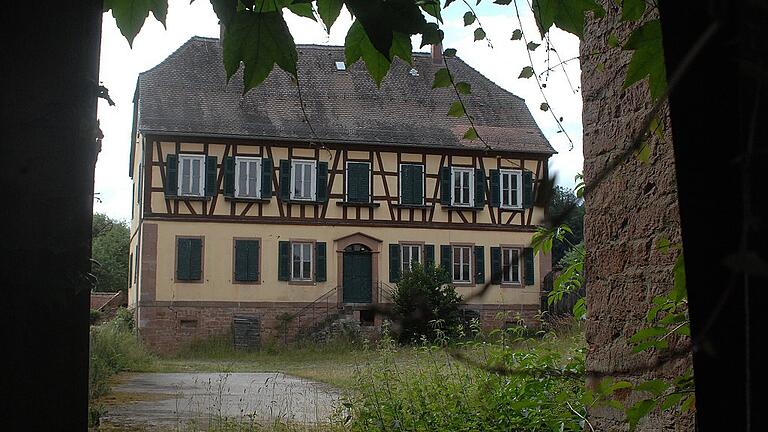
top-left (95, 0), bottom-right (584, 222)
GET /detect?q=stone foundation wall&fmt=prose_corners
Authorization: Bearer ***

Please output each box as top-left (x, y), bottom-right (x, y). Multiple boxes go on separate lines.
top-left (137, 302), bottom-right (541, 354)
top-left (581, 2), bottom-right (693, 431)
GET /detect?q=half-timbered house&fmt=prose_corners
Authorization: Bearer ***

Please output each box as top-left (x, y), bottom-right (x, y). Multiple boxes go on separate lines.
top-left (128, 37), bottom-right (554, 352)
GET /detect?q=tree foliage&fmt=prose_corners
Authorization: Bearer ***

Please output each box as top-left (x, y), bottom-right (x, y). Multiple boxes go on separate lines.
top-left (391, 262), bottom-right (463, 343)
top-left (91, 213), bottom-right (130, 292)
top-left (548, 185), bottom-right (584, 264)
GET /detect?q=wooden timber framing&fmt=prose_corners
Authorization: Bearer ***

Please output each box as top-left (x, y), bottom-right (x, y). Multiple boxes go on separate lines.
top-left (140, 134), bottom-right (551, 232)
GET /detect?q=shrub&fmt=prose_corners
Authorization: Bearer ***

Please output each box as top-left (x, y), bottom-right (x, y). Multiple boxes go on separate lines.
top-left (89, 308), bottom-right (152, 400)
top-left (89, 309), bottom-right (102, 325)
top-left (391, 262), bottom-right (463, 343)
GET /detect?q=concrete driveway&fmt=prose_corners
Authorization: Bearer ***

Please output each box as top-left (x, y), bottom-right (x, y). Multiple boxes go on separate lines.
top-left (101, 372), bottom-right (340, 429)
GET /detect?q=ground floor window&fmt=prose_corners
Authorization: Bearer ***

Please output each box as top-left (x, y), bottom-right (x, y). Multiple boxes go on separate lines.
top-left (176, 237), bottom-right (203, 281)
top-left (502, 247), bottom-right (521, 284)
top-left (401, 244), bottom-right (422, 273)
top-left (291, 242), bottom-right (313, 281)
top-left (452, 245), bottom-right (472, 283)
top-left (234, 239), bottom-right (260, 282)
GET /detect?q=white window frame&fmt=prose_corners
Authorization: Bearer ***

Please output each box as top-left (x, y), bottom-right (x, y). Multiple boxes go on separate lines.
top-left (501, 247), bottom-right (522, 284)
top-left (399, 163), bottom-right (425, 205)
top-left (500, 169), bottom-right (523, 209)
top-left (451, 167), bottom-right (474, 207)
top-left (401, 244), bottom-right (422, 273)
top-left (290, 159), bottom-right (317, 201)
top-left (177, 154), bottom-right (206, 197)
top-left (291, 242), bottom-right (314, 281)
top-left (452, 245), bottom-right (473, 283)
top-left (234, 156), bottom-right (262, 199)
top-left (346, 161), bottom-right (371, 203)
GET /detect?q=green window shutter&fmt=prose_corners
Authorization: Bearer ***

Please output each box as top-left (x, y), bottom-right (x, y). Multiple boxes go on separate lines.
top-left (278, 241), bottom-right (290, 281)
top-left (440, 245), bottom-right (452, 272)
top-left (413, 165), bottom-right (424, 205)
top-left (389, 244), bottom-right (401, 283)
top-left (400, 166), bottom-right (412, 204)
top-left (205, 156), bottom-right (217, 197)
top-left (474, 246), bottom-right (485, 284)
top-left (474, 169), bottom-right (485, 208)
top-left (176, 238), bottom-right (190, 280)
top-left (440, 166), bottom-right (451, 205)
top-left (316, 242), bottom-right (327, 282)
top-left (223, 157), bottom-right (235, 197)
top-left (347, 163), bottom-right (368, 203)
top-left (165, 154), bottom-right (178, 197)
top-left (489, 169), bottom-right (500, 207)
top-left (189, 238), bottom-right (203, 280)
top-left (261, 158), bottom-right (273, 198)
top-left (424, 244), bottom-right (435, 267)
top-left (250, 240), bottom-right (260, 280)
top-left (317, 161), bottom-right (328, 202)
top-left (279, 160), bottom-right (291, 201)
top-left (523, 247), bottom-right (535, 286)
top-left (490, 247), bottom-right (501, 284)
top-left (234, 240), bottom-right (249, 281)
top-left (522, 170), bottom-right (534, 209)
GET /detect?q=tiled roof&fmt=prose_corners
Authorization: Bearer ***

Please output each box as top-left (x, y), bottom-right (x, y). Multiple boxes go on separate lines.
top-left (136, 37), bottom-right (554, 154)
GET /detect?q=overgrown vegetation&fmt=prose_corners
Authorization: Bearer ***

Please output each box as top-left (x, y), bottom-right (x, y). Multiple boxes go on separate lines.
top-left (92, 213), bottom-right (130, 292)
top-left (390, 262), bottom-right (463, 343)
top-left (90, 308), bottom-right (153, 401)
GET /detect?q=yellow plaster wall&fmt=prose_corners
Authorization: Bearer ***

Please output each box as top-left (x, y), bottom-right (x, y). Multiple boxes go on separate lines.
top-left (150, 220), bottom-right (541, 306)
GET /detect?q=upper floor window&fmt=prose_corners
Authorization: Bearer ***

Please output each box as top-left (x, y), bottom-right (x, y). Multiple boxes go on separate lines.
top-left (291, 160), bottom-right (316, 201)
top-left (235, 157), bottom-right (262, 199)
top-left (500, 169), bottom-right (522, 209)
top-left (178, 154), bottom-right (206, 197)
top-left (400, 164), bottom-right (424, 205)
top-left (451, 167), bottom-right (474, 207)
top-left (346, 161), bottom-right (371, 203)
top-left (291, 242), bottom-right (313, 281)
top-left (452, 245), bottom-right (472, 283)
top-left (401, 244), bottom-right (422, 273)
top-left (502, 247), bottom-right (521, 284)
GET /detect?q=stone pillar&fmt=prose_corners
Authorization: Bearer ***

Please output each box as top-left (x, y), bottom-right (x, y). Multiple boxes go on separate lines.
top-left (581, 2), bottom-right (693, 430)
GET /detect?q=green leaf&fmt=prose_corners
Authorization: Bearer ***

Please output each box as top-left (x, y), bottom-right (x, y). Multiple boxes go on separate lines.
top-left (455, 82), bottom-right (472, 94)
top-left (674, 324), bottom-right (690, 336)
top-left (390, 32), bottom-right (413, 65)
top-left (660, 393), bottom-right (684, 411)
top-left (609, 381), bottom-right (633, 392)
top-left (671, 253), bottom-right (686, 301)
top-left (444, 0), bottom-right (457, 7)
top-left (463, 127), bottom-right (479, 141)
top-left (443, 48), bottom-right (457, 57)
top-left (540, 102), bottom-right (549, 111)
top-left (607, 33), bottom-right (619, 48)
top-left (287, 2), bottom-right (317, 21)
top-left (518, 66), bottom-right (534, 78)
top-left (420, 1), bottom-right (443, 23)
top-left (104, 0), bottom-right (168, 46)
top-left (316, 0), bottom-right (343, 30)
top-left (634, 380), bottom-right (670, 397)
top-left (629, 326), bottom-right (666, 343)
top-left (635, 141), bottom-right (651, 164)
top-left (681, 394), bottom-right (696, 412)
top-left (421, 22), bottom-right (444, 48)
top-left (623, 20), bottom-right (667, 101)
top-left (656, 237), bottom-right (671, 252)
top-left (621, 0), bottom-right (646, 22)
top-left (649, 115), bottom-right (664, 139)
top-left (345, 20), bottom-right (394, 86)
top-left (531, 0), bottom-right (605, 39)
top-left (511, 29), bottom-right (522, 40)
top-left (222, 10), bottom-right (298, 93)
top-left (432, 68), bottom-right (452, 89)
top-left (448, 101), bottom-right (465, 117)
top-left (463, 11), bottom-right (476, 26)
top-left (527, 41), bottom-right (541, 51)
top-left (627, 399), bottom-right (656, 431)
top-left (474, 27), bottom-right (486, 41)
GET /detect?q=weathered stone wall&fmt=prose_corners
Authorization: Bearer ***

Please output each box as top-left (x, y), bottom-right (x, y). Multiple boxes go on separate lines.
top-left (581, 2), bottom-right (693, 430)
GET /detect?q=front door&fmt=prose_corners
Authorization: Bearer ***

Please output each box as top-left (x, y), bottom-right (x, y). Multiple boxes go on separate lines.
top-left (342, 244), bottom-right (372, 303)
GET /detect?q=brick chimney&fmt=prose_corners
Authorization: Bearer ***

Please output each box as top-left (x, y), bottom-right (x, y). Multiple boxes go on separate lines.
top-left (431, 42), bottom-right (443, 64)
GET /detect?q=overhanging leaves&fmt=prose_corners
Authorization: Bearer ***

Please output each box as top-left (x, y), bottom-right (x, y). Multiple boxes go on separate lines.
top-left (316, 0), bottom-right (343, 31)
top-left (474, 27), bottom-right (486, 41)
top-left (623, 19), bottom-right (667, 101)
top-left (432, 68), bottom-right (452, 89)
top-left (104, 0), bottom-right (168, 46)
top-left (447, 101), bottom-right (465, 117)
top-left (531, 0), bottom-right (604, 39)
top-left (518, 66), bottom-right (534, 78)
top-left (511, 29), bottom-right (522, 40)
top-left (620, 0), bottom-right (646, 22)
top-left (344, 20), bottom-right (389, 86)
top-left (286, 1), bottom-right (316, 21)
top-left (222, 10), bottom-right (298, 93)
top-left (463, 127), bottom-right (479, 140)
top-left (345, 0), bottom-right (426, 60)
top-left (463, 12), bottom-right (476, 26)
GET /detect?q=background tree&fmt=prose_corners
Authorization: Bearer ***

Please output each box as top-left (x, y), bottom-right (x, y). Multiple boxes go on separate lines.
top-left (548, 186), bottom-right (584, 265)
top-left (91, 213), bottom-right (130, 292)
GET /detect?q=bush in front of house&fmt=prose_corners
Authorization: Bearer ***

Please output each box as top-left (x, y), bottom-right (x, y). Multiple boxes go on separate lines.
top-left (391, 262), bottom-right (463, 343)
